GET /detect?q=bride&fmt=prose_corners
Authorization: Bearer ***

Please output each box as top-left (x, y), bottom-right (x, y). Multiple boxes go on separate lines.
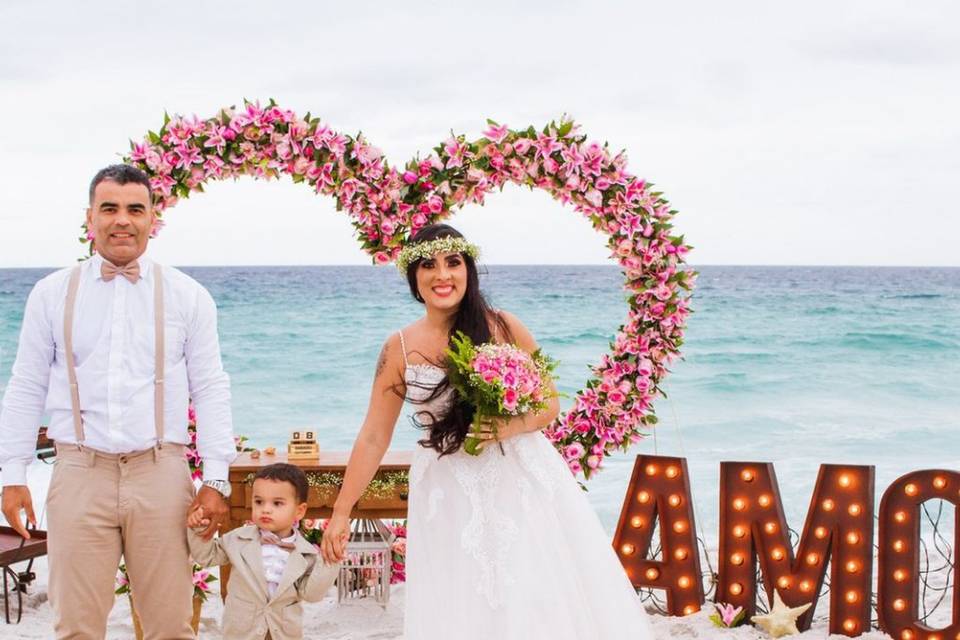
top-left (320, 224), bottom-right (654, 639)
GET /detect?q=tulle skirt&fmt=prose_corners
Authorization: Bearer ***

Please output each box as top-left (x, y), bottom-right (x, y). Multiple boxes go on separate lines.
top-left (403, 430), bottom-right (655, 639)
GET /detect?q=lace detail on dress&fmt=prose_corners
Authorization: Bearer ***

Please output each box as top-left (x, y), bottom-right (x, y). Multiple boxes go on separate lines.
top-left (450, 453), bottom-right (519, 610)
top-left (510, 433), bottom-right (557, 502)
top-left (404, 357), bottom-right (519, 609)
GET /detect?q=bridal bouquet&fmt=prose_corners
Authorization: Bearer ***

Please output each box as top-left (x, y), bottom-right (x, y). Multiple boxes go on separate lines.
top-left (446, 331), bottom-right (557, 455)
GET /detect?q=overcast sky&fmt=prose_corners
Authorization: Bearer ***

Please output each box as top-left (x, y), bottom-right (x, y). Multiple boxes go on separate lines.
top-left (0, 0), bottom-right (957, 267)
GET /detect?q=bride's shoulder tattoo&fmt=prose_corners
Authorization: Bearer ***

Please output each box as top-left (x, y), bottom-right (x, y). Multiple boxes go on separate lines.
top-left (375, 341), bottom-right (389, 379)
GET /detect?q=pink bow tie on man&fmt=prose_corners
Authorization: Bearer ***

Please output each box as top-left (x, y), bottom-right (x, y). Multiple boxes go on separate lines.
top-left (101, 260), bottom-right (141, 284)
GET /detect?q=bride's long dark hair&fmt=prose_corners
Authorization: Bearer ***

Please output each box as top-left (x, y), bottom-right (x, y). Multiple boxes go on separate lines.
top-left (405, 223), bottom-right (510, 455)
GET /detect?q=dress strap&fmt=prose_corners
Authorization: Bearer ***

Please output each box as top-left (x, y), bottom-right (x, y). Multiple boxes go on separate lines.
top-left (492, 308), bottom-right (502, 343)
top-left (397, 330), bottom-right (410, 368)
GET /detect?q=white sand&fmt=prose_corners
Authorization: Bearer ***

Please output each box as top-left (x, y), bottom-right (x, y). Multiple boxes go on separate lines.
top-left (2, 565), bottom-right (898, 639)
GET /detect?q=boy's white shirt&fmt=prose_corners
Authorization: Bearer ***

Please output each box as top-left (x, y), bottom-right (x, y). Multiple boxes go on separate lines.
top-left (262, 530), bottom-right (296, 598)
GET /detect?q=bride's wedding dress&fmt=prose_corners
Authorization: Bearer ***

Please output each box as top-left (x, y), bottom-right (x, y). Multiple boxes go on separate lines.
top-left (399, 333), bottom-right (655, 639)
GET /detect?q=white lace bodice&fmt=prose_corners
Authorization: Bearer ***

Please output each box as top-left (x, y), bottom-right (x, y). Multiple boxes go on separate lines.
top-left (398, 331), bottom-right (453, 412)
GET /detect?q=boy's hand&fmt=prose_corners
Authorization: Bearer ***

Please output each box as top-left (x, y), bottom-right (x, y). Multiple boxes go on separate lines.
top-left (186, 505), bottom-right (209, 529)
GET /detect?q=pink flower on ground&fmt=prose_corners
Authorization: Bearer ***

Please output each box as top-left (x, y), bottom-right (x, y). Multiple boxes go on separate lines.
top-left (713, 603), bottom-right (744, 627)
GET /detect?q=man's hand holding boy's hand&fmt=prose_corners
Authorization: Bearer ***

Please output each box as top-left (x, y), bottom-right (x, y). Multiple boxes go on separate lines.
top-left (187, 505), bottom-right (210, 529)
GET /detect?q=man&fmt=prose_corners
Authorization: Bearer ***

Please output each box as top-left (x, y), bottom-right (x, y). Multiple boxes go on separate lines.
top-left (0, 164), bottom-right (237, 639)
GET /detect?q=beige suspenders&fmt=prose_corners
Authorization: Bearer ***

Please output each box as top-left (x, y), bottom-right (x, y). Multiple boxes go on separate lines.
top-left (63, 262), bottom-right (165, 450)
top-left (63, 268), bottom-right (84, 447)
top-left (153, 265), bottom-right (164, 448)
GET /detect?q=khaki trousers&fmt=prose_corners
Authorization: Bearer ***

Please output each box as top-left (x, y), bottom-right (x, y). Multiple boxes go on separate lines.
top-left (47, 444), bottom-right (195, 640)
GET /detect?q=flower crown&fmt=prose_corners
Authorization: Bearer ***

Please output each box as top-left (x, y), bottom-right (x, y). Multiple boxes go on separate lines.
top-left (396, 237), bottom-right (480, 273)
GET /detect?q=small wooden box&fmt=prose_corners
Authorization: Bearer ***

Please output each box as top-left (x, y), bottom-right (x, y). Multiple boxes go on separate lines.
top-left (288, 430), bottom-right (319, 460)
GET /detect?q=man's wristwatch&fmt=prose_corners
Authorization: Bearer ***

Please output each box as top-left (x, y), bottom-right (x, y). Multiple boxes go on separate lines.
top-left (201, 479), bottom-right (232, 499)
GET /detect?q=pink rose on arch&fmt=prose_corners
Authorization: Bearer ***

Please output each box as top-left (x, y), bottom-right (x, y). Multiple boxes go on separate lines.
top-left (355, 142), bottom-right (382, 164)
top-left (513, 138), bottom-right (532, 155)
top-left (584, 189), bottom-right (603, 208)
top-left (606, 389), bottom-right (626, 405)
top-left (467, 167), bottom-right (487, 183)
top-left (426, 195), bottom-right (444, 214)
top-left (373, 252), bottom-right (391, 265)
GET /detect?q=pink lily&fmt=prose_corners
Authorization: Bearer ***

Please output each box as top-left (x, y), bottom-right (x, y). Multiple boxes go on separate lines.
top-left (482, 122), bottom-right (510, 144)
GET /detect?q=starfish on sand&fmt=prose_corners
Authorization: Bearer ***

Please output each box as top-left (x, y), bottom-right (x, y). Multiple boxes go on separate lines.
top-left (751, 590), bottom-right (812, 638)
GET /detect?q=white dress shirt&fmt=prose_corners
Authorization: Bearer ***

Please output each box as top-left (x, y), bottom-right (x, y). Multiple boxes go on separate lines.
top-left (0, 253), bottom-right (236, 485)
top-left (261, 530), bottom-right (296, 598)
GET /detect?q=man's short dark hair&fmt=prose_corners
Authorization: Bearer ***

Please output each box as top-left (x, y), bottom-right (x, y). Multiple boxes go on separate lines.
top-left (254, 463), bottom-right (309, 503)
top-left (89, 164), bottom-right (153, 204)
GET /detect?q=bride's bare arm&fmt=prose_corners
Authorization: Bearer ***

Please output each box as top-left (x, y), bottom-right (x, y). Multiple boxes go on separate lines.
top-left (321, 333), bottom-right (406, 562)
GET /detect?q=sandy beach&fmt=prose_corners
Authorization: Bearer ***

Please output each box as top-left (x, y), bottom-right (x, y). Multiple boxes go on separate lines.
top-left (6, 559), bottom-right (898, 639)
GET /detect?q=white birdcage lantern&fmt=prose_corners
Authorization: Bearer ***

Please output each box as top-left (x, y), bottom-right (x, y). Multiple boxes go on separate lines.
top-left (337, 519), bottom-right (393, 606)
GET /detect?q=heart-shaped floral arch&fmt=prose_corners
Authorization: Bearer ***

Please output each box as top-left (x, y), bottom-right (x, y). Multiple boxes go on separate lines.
top-left (88, 99), bottom-right (695, 479)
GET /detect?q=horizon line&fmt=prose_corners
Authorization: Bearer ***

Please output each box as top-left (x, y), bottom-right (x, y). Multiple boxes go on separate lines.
top-left (2, 263), bottom-right (959, 270)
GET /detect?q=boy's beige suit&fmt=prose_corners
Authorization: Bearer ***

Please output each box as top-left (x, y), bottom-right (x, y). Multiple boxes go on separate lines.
top-left (189, 524), bottom-right (339, 640)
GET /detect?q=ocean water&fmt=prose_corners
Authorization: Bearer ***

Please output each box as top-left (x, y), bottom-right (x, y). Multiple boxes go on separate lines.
top-left (1, 265), bottom-right (958, 541)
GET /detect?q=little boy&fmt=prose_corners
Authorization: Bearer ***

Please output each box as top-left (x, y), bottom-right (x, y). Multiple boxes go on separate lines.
top-left (188, 463), bottom-right (340, 640)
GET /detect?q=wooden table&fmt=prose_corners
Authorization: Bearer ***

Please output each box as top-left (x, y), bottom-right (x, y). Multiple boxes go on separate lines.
top-left (220, 451), bottom-right (412, 597)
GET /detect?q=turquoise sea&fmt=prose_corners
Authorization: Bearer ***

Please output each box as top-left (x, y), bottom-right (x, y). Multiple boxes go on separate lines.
top-left (1, 265), bottom-right (958, 540)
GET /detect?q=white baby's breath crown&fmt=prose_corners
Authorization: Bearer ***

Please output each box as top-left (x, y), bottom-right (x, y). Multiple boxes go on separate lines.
top-left (396, 237), bottom-right (480, 273)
